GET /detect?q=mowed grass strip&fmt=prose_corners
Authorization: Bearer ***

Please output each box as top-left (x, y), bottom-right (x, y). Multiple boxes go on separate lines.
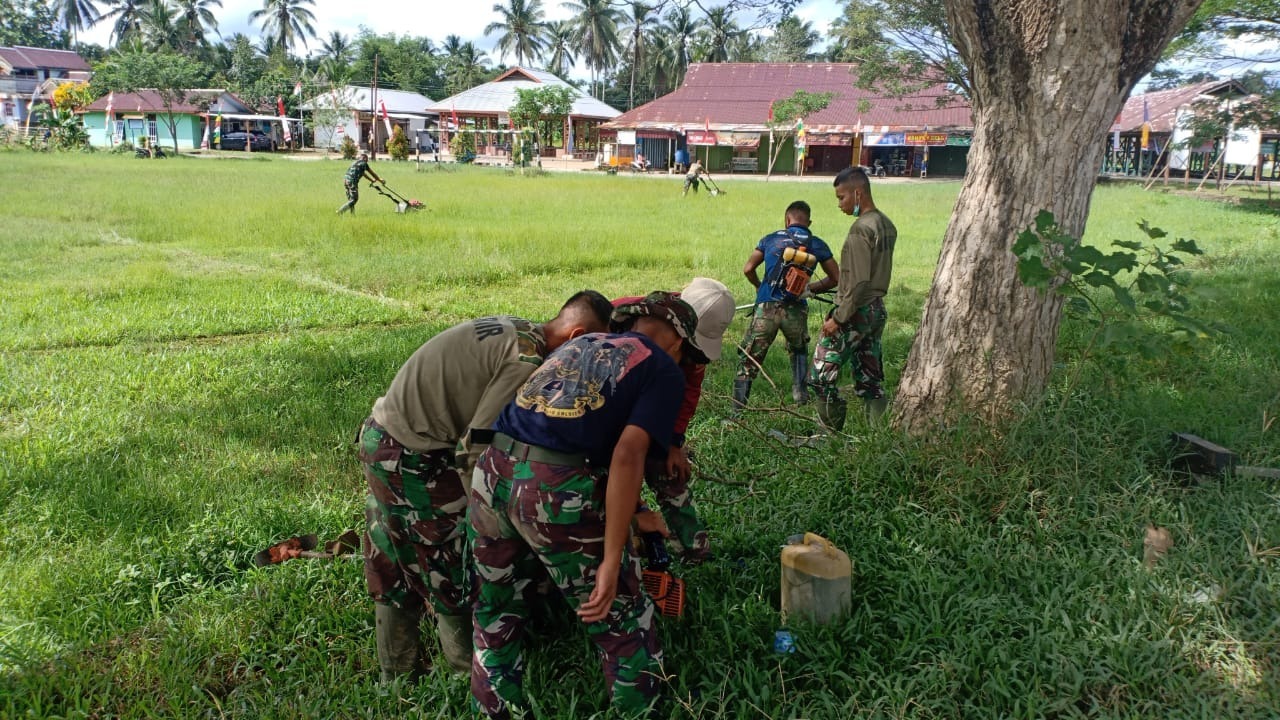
top-left (1, 153), bottom-right (1278, 718)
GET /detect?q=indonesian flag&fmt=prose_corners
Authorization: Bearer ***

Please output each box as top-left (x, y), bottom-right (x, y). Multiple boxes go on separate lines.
top-left (105, 91), bottom-right (115, 143)
top-left (293, 80), bottom-right (303, 96)
top-left (201, 116), bottom-right (210, 149)
top-left (450, 104), bottom-right (459, 130)
top-left (767, 100), bottom-right (773, 122)
top-left (380, 99), bottom-right (393, 137)
top-left (105, 91), bottom-right (114, 120)
top-left (278, 95), bottom-right (292, 144)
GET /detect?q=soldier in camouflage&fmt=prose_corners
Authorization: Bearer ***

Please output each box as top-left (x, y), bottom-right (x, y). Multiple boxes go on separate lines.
top-left (734, 200), bottom-right (839, 412)
top-left (812, 166), bottom-right (897, 430)
top-left (358, 291), bottom-right (613, 682)
top-left (469, 292), bottom-right (707, 718)
top-left (337, 152), bottom-right (383, 215)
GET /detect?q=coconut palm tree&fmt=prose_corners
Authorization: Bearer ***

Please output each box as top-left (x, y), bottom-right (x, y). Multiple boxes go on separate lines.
top-left (99, 0), bottom-right (147, 45)
top-left (698, 6), bottom-right (741, 63)
top-left (248, 0), bottom-right (317, 54)
top-left (484, 0), bottom-right (547, 68)
top-left (645, 31), bottom-right (679, 99)
top-left (660, 5), bottom-right (701, 87)
top-left (317, 30), bottom-right (352, 83)
top-left (443, 38), bottom-right (492, 95)
top-left (541, 19), bottom-right (576, 78)
top-left (52, 0), bottom-right (101, 48)
top-left (138, 0), bottom-right (181, 51)
top-left (620, 2), bottom-right (656, 110)
top-left (172, 0), bottom-right (221, 52)
top-left (562, 0), bottom-right (620, 98)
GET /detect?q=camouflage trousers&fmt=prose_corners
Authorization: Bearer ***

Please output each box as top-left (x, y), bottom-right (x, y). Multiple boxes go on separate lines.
top-left (358, 417), bottom-right (467, 615)
top-left (470, 445), bottom-right (662, 719)
top-left (811, 297), bottom-right (888, 401)
top-left (736, 301), bottom-right (810, 381)
top-left (645, 458), bottom-right (709, 562)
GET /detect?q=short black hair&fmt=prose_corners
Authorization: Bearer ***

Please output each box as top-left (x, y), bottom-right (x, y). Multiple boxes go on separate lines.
top-left (785, 200), bottom-right (811, 222)
top-left (561, 290), bottom-right (613, 329)
top-left (834, 165), bottom-right (870, 189)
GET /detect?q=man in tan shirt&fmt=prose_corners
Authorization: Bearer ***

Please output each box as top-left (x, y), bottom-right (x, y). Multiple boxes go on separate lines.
top-left (356, 291), bottom-right (613, 681)
top-left (811, 166), bottom-right (897, 430)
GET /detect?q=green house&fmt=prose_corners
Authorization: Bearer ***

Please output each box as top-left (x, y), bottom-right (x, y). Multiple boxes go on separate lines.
top-left (79, 90), bottom-right (254, 151)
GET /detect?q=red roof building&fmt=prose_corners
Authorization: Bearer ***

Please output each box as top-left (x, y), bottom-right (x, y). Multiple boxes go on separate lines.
top-left (604, 62), bottom-right (974, 176)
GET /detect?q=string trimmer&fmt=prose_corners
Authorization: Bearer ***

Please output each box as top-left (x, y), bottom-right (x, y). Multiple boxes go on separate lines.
top-left (372, 181), bottom-right (426, 213)
top-left (253, 529), bottom-right (361, 566)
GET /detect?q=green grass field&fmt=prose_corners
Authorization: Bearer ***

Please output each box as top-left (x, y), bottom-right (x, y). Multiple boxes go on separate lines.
top-left (2, 153), bottom-right (1278, 718)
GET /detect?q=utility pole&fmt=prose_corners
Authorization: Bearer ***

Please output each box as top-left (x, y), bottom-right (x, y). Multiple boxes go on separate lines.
top-left (370, 53), bottom-right (379, 159)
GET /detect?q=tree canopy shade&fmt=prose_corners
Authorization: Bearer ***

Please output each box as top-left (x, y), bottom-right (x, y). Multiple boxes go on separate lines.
top-left (893, 0), bottom-right (1205, 433)
top-left (0, 0), bottom-right (70, 48)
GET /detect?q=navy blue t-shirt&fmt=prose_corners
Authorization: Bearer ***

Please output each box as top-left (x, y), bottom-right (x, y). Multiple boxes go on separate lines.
top-left (494, 332), bottom-right (685, 466)
top-left (754, 225), bottom-right (833, 304)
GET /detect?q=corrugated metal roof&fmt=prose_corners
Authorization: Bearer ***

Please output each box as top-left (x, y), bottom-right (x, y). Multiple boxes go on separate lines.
top-left (0, 45), bottom-right (91, 72)
top-left (81, 90), bottom-right (251, 115)
top-left (426, 66), bottom-right (620, 119)
top-left (1111, 80), bottom-right (1243, 133)
top-left (606, 62), bottom-right (972, 132)
top-left (299, 85), bottom-right (433, 114)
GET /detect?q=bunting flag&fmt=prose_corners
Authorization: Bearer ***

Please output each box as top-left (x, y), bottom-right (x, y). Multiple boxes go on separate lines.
top-left (200, 116), bottom-right (210, 149)
top-left (768, 100), bottom-right (774, 123)
top-left (24, 85), bottom-right (39, 131)
top-left (1141, 97), bottom-right (1151, 150)
top-left (278, 95), bottom-right (292, 145)
top-left (450, 103), bottom-right (459, 130)
top-left (380, 99), bottom-right (393, 137)
top-left (213, 114), bottom-right (221, 146)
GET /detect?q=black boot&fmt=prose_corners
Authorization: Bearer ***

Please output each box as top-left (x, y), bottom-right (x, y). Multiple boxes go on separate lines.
top-left (816, 395), bottom-right (848, 432)
top-left (731, 379), bottom-right (752, 416)
top-left (790, 353), bottom-right (810, 404)
top-left (375, 603), bottom-right (426, 682)
top-left (865, 397), bottom-right (889, 423)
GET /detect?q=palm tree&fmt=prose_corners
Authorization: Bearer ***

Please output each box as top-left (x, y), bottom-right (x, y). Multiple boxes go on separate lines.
top-left (444, 38), bottom-right (492, 95)
top-left (562, 0), bottom-right (620, 98)
top-left (698, 6), bottom-right (741, 63)
top-left (172, 0), bottom-right (221, 52)
top-left (645, 31), bottom-right (678, 99)
top-left (660, 5), bottom-right (701, 87)
top-left (248, 0), bottom-right (317, 54)
top-left (317, 30), bottom-right (352, 83)
top-left (139, 0), bottom-right (181, 51)
top-left (99, 0), bottom-right (147, 45)
top-left (541, 20), bottom-right (576, 78)
top-left (621, 2), bottom-right (656, 110)
top-left (484, 0), bottom-right (547, 68)
top-left (52, 0), bottom-right (101, 48)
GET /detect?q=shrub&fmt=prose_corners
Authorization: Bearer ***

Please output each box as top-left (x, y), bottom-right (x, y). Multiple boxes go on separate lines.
top-left (387, 126), bottom-right (409, 161)
top-left (450, 129), bottom-right (476, 163)
top-left (339, 135), bottom-right (357, 160)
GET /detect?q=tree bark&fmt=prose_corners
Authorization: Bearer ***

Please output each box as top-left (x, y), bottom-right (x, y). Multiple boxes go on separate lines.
top-left (894, 0), bottom-right (1204, 434)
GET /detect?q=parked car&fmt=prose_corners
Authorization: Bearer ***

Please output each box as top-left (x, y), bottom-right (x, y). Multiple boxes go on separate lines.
top-left (219, 130), bottom-right (275, 151)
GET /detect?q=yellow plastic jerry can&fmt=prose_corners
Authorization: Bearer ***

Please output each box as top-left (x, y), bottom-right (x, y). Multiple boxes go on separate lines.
top-left (780, 532), bottom-right (852, 624)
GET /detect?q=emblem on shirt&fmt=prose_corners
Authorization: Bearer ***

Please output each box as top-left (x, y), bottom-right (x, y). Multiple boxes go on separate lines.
top-left (514, 335), bottom-right (651, 419)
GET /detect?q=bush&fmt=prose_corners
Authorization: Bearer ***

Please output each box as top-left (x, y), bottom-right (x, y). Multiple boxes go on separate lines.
top-left (450, 129), bottom-right (476, 163)
top-left (387, 126), bottom-right (409, 161)
top-left (339, 135), bottom-right (357, 160)
top-left (111, 140), bottom-right (136, 154)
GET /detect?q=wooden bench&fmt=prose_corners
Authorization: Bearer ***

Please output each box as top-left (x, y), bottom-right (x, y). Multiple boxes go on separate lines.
top-left (731, 157), bottom-right (758, 173)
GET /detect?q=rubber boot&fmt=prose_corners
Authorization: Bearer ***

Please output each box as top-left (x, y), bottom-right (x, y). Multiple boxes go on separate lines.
top-left (816, 395), bottom-right (848, 432)
top-left (731, 379), bottom-right (752, 416)
top-left (375, 603), bottom-right (425, 682)
top-left (865, 397), bottom-right (889, 423)
top-left (790, 353), bottom-right (810, 405)
top-left (434, 612), bottom-right (472, 674)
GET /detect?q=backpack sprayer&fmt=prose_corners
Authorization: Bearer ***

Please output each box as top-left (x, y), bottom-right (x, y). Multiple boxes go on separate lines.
top-left (636, 505), bottom-right (686, 618)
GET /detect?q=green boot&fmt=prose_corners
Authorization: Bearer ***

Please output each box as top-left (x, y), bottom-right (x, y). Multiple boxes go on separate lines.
top-left (816, 395), bottom-right (847, 432)
top-left (790, 353), bottom-right (810, 405)
top-left (375, 603), bottom-right (426, 682)
top-left (434, 612), bottom-right (472, 674)
top-left (731, 379), bottom-right (752, 416)
top-left (865, 397), bottom-right (889, 423)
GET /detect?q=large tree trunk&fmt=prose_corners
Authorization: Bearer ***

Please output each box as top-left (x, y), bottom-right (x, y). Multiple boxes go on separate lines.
top-left (893, 0), bottom-right (1203, 434)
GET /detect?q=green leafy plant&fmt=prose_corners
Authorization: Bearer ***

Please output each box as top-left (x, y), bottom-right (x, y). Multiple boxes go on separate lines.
top-left (1014, 210), bottom-right (1220, 399)
top-left (386, 125), bottom-right (409, 161)
top-left (338, 135), bottom-right (357, 160)
top-left (450, 128), bottom-right (476, 163)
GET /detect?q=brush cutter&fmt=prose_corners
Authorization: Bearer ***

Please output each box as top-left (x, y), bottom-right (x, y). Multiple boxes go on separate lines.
top-left (634, 506), bottom-right (686, 618)
top-left (371, 181), bottom-right (426, 213)
top-left (735, 291), bottom-right (834, 313)
top-left (253, 529), bottom-right (361, 567)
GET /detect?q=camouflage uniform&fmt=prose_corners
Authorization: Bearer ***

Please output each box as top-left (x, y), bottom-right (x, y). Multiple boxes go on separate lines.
top-left (736, 302), bottom-right (810, 380)
top-left (470, 450), bottom-right (661, 719)
top-left (359, 417), bottom-right (468, 616)
top-left (811, 296), bottom-right (888, 406)
top-left (338, 157), bottom-right (375, 214)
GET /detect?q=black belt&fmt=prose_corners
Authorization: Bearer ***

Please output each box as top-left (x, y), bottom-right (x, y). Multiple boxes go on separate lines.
top-left (491, 432), bottom-right (590, 468)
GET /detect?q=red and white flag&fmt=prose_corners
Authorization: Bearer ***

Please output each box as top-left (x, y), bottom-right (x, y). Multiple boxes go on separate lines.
top-left (105, 91), bottom-right (115, 144)
top-left (450, 104), bottom-right (459, 130)
top-left (293, 80), bottom-right (303, 96)
top-left (380, 99), bottom-right (393, 137)
top-left (277, 95), bottom-right (292, 145)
